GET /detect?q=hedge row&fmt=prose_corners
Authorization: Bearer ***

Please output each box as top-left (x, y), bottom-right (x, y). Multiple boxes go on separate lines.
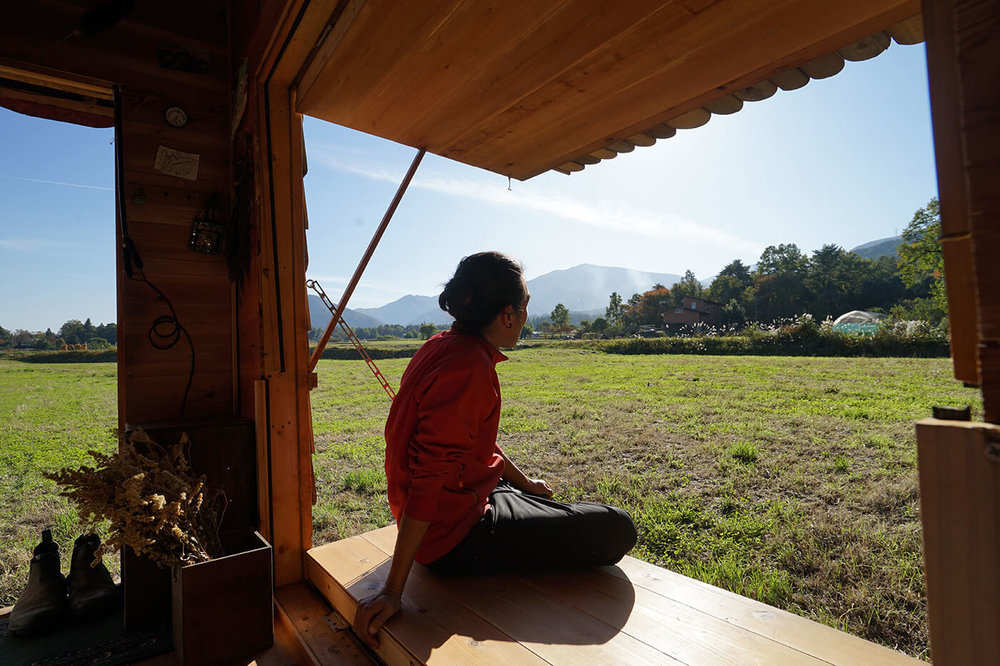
top-left (314, 346), bottom-right (418, 360)
top-left (597, 333), bottom-right (950, 357)
top-left (11, 349), bottom-right (118, 363)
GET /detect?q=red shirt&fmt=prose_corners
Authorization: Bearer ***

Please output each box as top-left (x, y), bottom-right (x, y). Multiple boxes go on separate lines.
top-left (384, 326), bottom-right (506, 564)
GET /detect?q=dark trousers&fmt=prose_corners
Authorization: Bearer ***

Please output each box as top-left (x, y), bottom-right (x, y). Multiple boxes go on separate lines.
top-left (427, 481), bottom-right (637, 574)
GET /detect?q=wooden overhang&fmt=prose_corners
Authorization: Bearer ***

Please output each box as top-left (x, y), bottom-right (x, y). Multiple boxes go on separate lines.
top-left (295, 0), bottom-right (922, 181)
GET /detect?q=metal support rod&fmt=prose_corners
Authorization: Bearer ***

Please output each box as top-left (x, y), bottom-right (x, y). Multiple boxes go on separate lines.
top-left (308, 147), bottom-right (426, 372)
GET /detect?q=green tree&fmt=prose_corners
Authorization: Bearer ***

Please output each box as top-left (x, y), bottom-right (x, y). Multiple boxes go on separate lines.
top-left (590, 317), bottom-right (608, 335)
top-left (418, 322), bottom-right (437, 339)
top-left (859, 255), bottom-right (909, 312)
top-left (721, 299), bottom-right (748, 326)
top-left (624, 286), bottom-right (672, 326)
top-left (717, 259), bottom-right (753, 286)
top-left (59, 319), bottom-right (85, 345)
top-left (605, 292), bottom-right (624, 326)
top-left (753, 244), bottom-right (809, 320)
top-left (0, 324), bottom-right (10, 346)
top-left (805, 244), bottom-right (866, 319)
top-left (550, 303), bottom-right (570, 331)
top-left (707, 275), bottom-right (747, 307)
top-left (519, 320), bottom-right (534, 339)
top-left (669, 270), bottom-right (704, 306)
top-left (86, 337), bottom-right (111, 350)
top-left (96, 322), bottom-right (117, 345)
top-left (897, 197), bottom-right (945, 311)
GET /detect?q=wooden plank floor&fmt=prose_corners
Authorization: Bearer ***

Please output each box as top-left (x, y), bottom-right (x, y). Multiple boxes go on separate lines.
top-left (307, 526), bottom-right (919, 665)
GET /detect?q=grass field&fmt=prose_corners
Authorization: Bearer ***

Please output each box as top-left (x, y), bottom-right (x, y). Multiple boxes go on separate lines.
top-left (1, 350), bottom-right (981, 659)
top-left (0, 360), bottom-right (119, 607)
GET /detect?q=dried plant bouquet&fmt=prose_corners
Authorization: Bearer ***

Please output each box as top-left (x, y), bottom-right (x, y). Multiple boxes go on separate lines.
top-left (45, 429), bottom-right (225, 568)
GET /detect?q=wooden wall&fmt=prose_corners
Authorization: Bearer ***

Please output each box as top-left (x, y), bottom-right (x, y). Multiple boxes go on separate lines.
top-left (1, 0), bottom-right (236, 426)
top-left (924, 0), bottom-right (1000, 419)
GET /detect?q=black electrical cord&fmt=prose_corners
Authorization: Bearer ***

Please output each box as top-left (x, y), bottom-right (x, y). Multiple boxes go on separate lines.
top-left (113, 85), bottom-right (195, 418)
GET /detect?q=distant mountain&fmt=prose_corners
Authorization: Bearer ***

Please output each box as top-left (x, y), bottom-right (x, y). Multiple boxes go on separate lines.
top-left (354, 295), bottom-right (443, 326)
top-left (851, 236), bottom-right (902, 260)
top-left (340, 264), bottom-right (691, 326)
top-left (307, 295), bottom-right (382, 330)
top-left (525, 264), bottom-right (683, 315)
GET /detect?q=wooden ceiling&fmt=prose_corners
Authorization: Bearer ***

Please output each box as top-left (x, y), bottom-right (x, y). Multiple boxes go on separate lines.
top-left (295, 0), bottom-right (922, 180)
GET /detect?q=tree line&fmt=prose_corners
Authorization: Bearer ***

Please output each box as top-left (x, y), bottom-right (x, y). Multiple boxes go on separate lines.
top-left (308, 322), bottom-right (440, 343)
top-left (539, 197), bottom-right (945, 337)
top-left (0, 319), bottom-right (117, 350)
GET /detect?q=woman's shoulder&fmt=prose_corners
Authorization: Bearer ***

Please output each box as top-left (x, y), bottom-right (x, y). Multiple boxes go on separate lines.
top-left (422, 330), bottom-right (493, 367)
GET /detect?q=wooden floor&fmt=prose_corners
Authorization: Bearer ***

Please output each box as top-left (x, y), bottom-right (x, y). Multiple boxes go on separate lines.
top-left (307, 526), bottom-right (920, 665)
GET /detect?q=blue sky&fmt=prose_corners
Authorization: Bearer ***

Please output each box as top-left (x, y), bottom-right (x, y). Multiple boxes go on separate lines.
top-left (1, 42), bottom-right (937, 332)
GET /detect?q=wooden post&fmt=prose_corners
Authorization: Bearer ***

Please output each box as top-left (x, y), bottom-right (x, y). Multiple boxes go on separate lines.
top-left (254, 83), bottom-right (313, 585)
top-left (923, 0), bottom-right (1000, 413)
top-left (917, 418), bottom-right (1000, 664)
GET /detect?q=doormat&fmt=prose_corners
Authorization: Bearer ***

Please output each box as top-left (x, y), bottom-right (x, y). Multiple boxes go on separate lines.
top-left (0, 588), bottom-right (170, 665)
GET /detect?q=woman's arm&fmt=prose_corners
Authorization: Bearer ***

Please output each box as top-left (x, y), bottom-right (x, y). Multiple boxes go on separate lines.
top-left (351, 514), bottom-right (430, 649)
top-left (498, 448), bottom-right (553, 498)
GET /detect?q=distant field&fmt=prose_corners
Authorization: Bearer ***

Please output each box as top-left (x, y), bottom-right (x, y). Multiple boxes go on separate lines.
top-left (311, 348), bottom-right (980, 660)
top-left (0, 351), bottom-right (981, 659)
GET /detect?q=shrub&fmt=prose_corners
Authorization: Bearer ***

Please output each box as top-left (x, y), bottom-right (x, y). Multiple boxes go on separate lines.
top-left (599, 314), bottom-right (949, 358)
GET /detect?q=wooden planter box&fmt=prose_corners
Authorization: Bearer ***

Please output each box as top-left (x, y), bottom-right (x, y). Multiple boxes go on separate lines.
top-left (171, 530), bottom-right (273, 665)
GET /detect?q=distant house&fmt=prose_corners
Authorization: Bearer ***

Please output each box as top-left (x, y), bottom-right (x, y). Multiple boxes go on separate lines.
top-left (661, 296), bottom-right (723, 327)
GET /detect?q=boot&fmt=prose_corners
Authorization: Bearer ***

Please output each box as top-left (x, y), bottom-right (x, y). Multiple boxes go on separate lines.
top-left (8, 529), bottom-right (68, 635)
top-left (66, 533), bottom-right (117, 618)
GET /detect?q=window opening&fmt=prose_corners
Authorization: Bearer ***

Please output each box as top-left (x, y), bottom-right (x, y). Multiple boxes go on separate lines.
top-left (0, 104), bottom-right (120, 615)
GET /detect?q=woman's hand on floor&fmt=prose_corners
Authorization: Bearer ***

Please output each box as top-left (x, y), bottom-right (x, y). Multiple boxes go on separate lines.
top-left (352, 586), bottom-right (402, 649)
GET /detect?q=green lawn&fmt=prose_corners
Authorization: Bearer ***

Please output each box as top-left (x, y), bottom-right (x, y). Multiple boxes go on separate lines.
top-left (0, 360), bottom-right (119, 607)
top-left (0, 350), bottom-right (980, 659)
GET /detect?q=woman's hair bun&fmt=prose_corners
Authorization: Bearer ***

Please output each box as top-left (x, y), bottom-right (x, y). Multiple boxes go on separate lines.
top-left (439, 252), bottom-right (525, 332)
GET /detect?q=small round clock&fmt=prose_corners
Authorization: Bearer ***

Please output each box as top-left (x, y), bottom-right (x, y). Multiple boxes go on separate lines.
top-left (165, 106), bottom-right (188, 128)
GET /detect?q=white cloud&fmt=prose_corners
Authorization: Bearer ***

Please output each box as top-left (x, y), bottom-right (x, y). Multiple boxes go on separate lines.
top-left (305, 273), bottom-right (426, 305)
top-left (0, 239), bottom-right (41, 251)
top-left (0, 174), bottom-right (113, 191)
top-left (0, 238), bottom-right (99, 255)
top-left (310, 152), bottom-right (760, 255)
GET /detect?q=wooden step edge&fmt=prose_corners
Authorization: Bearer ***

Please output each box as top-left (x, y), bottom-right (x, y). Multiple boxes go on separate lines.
top-left (274, 582), bottom-right (378, 666)
top-left (305, 550), bottom-right (421, 666)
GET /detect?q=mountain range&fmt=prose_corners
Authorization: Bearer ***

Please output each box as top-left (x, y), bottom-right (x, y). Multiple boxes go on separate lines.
top-left (308, 237), bottom-right (904, 329)
top-left (850, 235), bottom-right (902, 260)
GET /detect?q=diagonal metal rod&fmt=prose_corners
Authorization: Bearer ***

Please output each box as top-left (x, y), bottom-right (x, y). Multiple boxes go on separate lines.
top-left (308, 147), bottom-right (426, 372)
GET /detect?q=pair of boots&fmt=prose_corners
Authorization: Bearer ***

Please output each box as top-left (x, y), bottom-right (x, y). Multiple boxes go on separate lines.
top-left (8, 530), bottom-right (117, 636)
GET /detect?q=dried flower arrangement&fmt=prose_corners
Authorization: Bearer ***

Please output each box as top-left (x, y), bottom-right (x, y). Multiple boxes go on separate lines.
top-left (45, 429), bottom-right (225, 568)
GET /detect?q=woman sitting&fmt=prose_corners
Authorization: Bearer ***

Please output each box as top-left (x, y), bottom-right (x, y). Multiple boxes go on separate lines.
top-left (353, 251), bottom-right (637, 648)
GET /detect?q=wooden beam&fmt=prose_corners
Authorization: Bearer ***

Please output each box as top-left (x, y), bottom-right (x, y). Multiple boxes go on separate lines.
top-left (254, 379), bottom-right (272, 543)
top-left (703, 95), bottom-right (743, 114)
top-left (836, 32), bottom-right (891, 61)
top-left (889, 14), bottom-right (925, 44)
top-left (917, 418), bottom-right (1000, 664)
top-left (255, 83), bottom-right (313, 585)
top-left (770, 68), bottom-right (810, 91)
